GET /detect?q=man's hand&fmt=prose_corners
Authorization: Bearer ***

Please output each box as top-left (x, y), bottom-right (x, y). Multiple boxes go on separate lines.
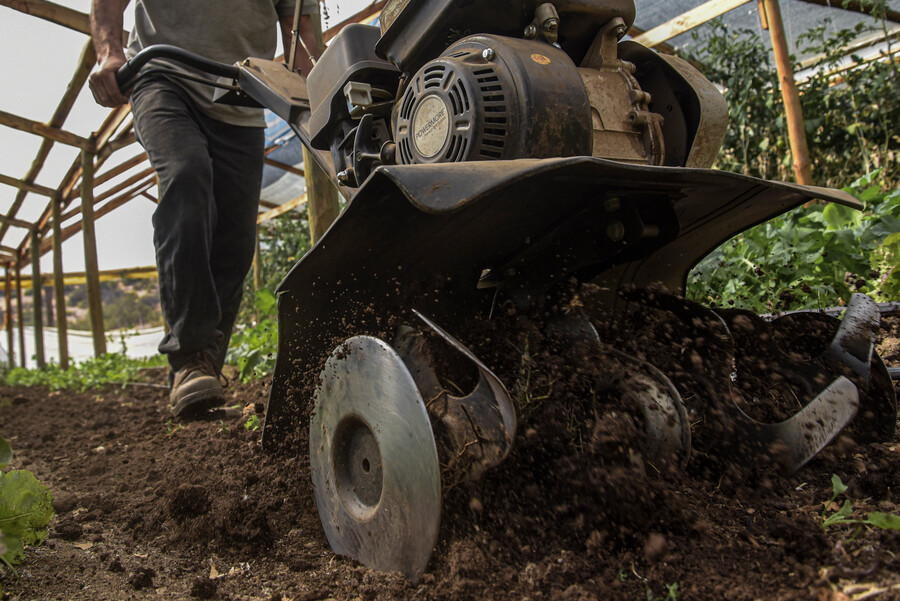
top-left (90, 0), bottom-right (129, 106)
top-left (89, 54), bottom-right (130, 107)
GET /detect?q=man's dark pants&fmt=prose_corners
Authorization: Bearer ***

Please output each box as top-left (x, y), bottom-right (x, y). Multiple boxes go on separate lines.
top-left (130, 76), bottom-right (264, 374)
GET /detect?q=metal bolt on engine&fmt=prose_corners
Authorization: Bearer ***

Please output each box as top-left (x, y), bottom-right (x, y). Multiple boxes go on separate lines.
top-left (482, 48), bottom-right (495, 61)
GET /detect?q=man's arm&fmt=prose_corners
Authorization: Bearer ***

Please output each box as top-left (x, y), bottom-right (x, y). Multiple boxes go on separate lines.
top-left (278, 14), bottom-right (321, 77)
top-left (89, 0), bottom-right (130, 107)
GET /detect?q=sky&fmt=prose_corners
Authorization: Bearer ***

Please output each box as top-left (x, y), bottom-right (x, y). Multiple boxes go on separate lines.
top-left (0, 0), bottom-right (373, 275)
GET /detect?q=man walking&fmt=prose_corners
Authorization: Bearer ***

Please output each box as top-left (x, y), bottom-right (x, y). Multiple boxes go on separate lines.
top-left (89, 0), bottom-right (320, 416)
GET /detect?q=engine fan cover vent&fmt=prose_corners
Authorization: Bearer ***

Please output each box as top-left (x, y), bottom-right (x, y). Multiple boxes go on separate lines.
top-left (392, 35), bottom-right (591, 165)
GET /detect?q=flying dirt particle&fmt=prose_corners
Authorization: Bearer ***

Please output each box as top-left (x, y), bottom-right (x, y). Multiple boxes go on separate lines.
top-left (468, 497), bottom-right (483, 513)
top-left (643, 532), bottom-right (667, 563)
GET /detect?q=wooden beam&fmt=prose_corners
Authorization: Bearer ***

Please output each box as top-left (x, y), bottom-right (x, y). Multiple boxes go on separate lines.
top-left (264, 157), bottom-right (305, 178)
top-left (94, 105), bottom-right (132, 154)
top-left (631, 0), bottom-right (753, 48)
top-left (0, 39), bottom-right (95, 247)
top-left (4, 268), bottom-right (14, 368)
top-left (14, 265), bottom-right (158, 289)
top-left (29, 229), bottom-right (45, 368)
top-left (0, 214), bottom-right (35, 230)
top-left (51, 196), bottom-right (68, 369)
top-left (0, 0), bottom-right (131, 39)
top-left (258, 194), bottom-right (308, 224)
top-left (761, 0), bottom-right (814, 185)
top-left (14, 255), bottom-right (25, 368)
top-left (97, 129), bottom-right (137, 160)
top-left (795, 0), bottom-right (900, 24)
top-left (0, 108), bottom-right (93, 150)
top-left (80, 151), bottom-right (106, 356)
top-left (49, 180), bottom-right (153, 255)
top-left (0, 172), bottom-right (56, 197)
top-left (60, 168), bottom-right (155, 223)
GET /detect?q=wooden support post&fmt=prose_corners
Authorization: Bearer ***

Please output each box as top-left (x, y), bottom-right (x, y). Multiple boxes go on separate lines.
top-left (4, 268), bottom-right (13, 368)
top-left (253, 227), bottom-right (262, 291)
top-left (304, 146), bottom-right (340, 244)
top-left (51, 195), bottom-right (69, 369)
top-left (304, 11), bottom-right (340, 244)
top-left (14, 254), bottom-right (25, 368)
top-left (29, 229), bottom-right (45, 368)
top-left (81, 151), bottom-right (107, 357)
top-left (760, 0), bottom-right (814, 185)
top-left (44, 285), bottom-right (53, 327)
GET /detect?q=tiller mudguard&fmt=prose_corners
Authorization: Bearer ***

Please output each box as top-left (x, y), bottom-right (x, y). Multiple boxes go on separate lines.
top-left (263, 157), bottom-right (896, 580)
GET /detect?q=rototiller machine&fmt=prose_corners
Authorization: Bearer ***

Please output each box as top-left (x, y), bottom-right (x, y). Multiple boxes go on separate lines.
top-left (117, 0), bottom-right (897, 581)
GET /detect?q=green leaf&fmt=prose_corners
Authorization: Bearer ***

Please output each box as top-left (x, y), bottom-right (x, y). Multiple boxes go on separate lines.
top-left (245, 414), bottom-right (261, 431)
top-left (0, 469), bottom-right (54, 567)
top-left (864, 512), bottom-right (900, 530)
top-left (0, 437), bottom-right (12, 469)
top-left (831, 474), bottom-right (848, 497)
top-left (822, 203), bottom-right (861, 231)
top-left (823, 500), bottom-right (854, 528)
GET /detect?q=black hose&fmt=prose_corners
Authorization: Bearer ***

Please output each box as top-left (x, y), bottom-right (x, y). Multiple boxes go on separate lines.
top-left (115, 44), bottom-right (240, 90)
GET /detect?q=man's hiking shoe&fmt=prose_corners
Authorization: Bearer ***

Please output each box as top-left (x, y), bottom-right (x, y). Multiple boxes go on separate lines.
top-left (169, 354), bottom-right (225, 418)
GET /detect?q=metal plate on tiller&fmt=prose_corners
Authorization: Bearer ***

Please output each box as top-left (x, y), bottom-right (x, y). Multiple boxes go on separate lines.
top-left (309, 336), bottom-right (441, 583)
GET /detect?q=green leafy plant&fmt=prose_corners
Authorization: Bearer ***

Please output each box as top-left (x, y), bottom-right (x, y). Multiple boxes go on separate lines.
top-left (1, 352), bottom-right (165, 392)
top-left (226, 288), bottom-right (279, 383)
top-left (244, 414), bottom-right (261, 431)
top-left (822, 474), bottom-right (900, 530)
top-left (0, 435), bottom-right (54, 585)
top-left (688, 172), bottom-right (900, 312)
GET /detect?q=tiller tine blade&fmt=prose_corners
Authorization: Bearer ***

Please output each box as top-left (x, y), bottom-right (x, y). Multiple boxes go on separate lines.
top-left (729, 377), bottom-right (859, 474)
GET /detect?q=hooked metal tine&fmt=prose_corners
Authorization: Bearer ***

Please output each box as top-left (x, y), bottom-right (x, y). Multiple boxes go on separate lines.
top-left (735, 376), bottom-right (859, 474)
top-left (412, 309), bottom-right (517, 450)
top-left (827, 293), bottom-right (879, 385)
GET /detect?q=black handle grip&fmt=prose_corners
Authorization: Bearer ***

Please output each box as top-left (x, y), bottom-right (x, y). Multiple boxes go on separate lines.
top-left (115, 44), bottom-right (241, 90)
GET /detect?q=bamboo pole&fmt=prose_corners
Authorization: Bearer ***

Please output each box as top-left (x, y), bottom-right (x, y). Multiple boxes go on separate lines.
top-left (4, 268), bottom-right (13, 368)
top-left (80, 151), bottom-right (106, 356)
top-left (760, 0), bottom-right (814, 185)
top-left (0, 109), bottom-right (93, 150)
top-left (0, 173), bottom-right (56, 197)
top-left (14, 254), bottom-right (25, 368)
top-left (304, 11), bottom-right (340, 244)
top-left (51, 195), bottom-right (68, 369)
top-left (29, 229), bottom-right (45, 368)
top-left (631, 0), bottom-right (752, 48)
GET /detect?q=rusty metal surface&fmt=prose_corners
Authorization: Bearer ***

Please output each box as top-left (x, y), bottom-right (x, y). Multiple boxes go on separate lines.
top-left (579, 22), bottom-right (665, 165)
top-left (262, 157), bottom-right (859, 448)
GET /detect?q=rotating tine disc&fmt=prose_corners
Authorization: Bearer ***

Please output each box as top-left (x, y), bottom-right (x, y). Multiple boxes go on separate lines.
top-left (310, 336), bottom-right (441, 582)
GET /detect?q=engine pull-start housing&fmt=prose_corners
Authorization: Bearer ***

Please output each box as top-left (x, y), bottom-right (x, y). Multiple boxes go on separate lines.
top-left (393, 35), bottom-right (593, 164)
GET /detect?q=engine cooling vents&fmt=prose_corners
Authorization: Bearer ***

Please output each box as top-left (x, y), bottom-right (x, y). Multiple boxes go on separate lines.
top-left (472, 66), bottom-right (508, 159)
top-left (394, 48), bottom-right (512, 165)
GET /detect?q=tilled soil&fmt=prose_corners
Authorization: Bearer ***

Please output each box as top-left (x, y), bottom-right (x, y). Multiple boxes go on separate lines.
top-left (0, 315), bottom-right (898, 601)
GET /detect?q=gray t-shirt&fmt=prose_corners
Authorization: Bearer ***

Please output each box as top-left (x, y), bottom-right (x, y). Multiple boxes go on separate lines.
top-left (127, 0), bottom-right (318, 127)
